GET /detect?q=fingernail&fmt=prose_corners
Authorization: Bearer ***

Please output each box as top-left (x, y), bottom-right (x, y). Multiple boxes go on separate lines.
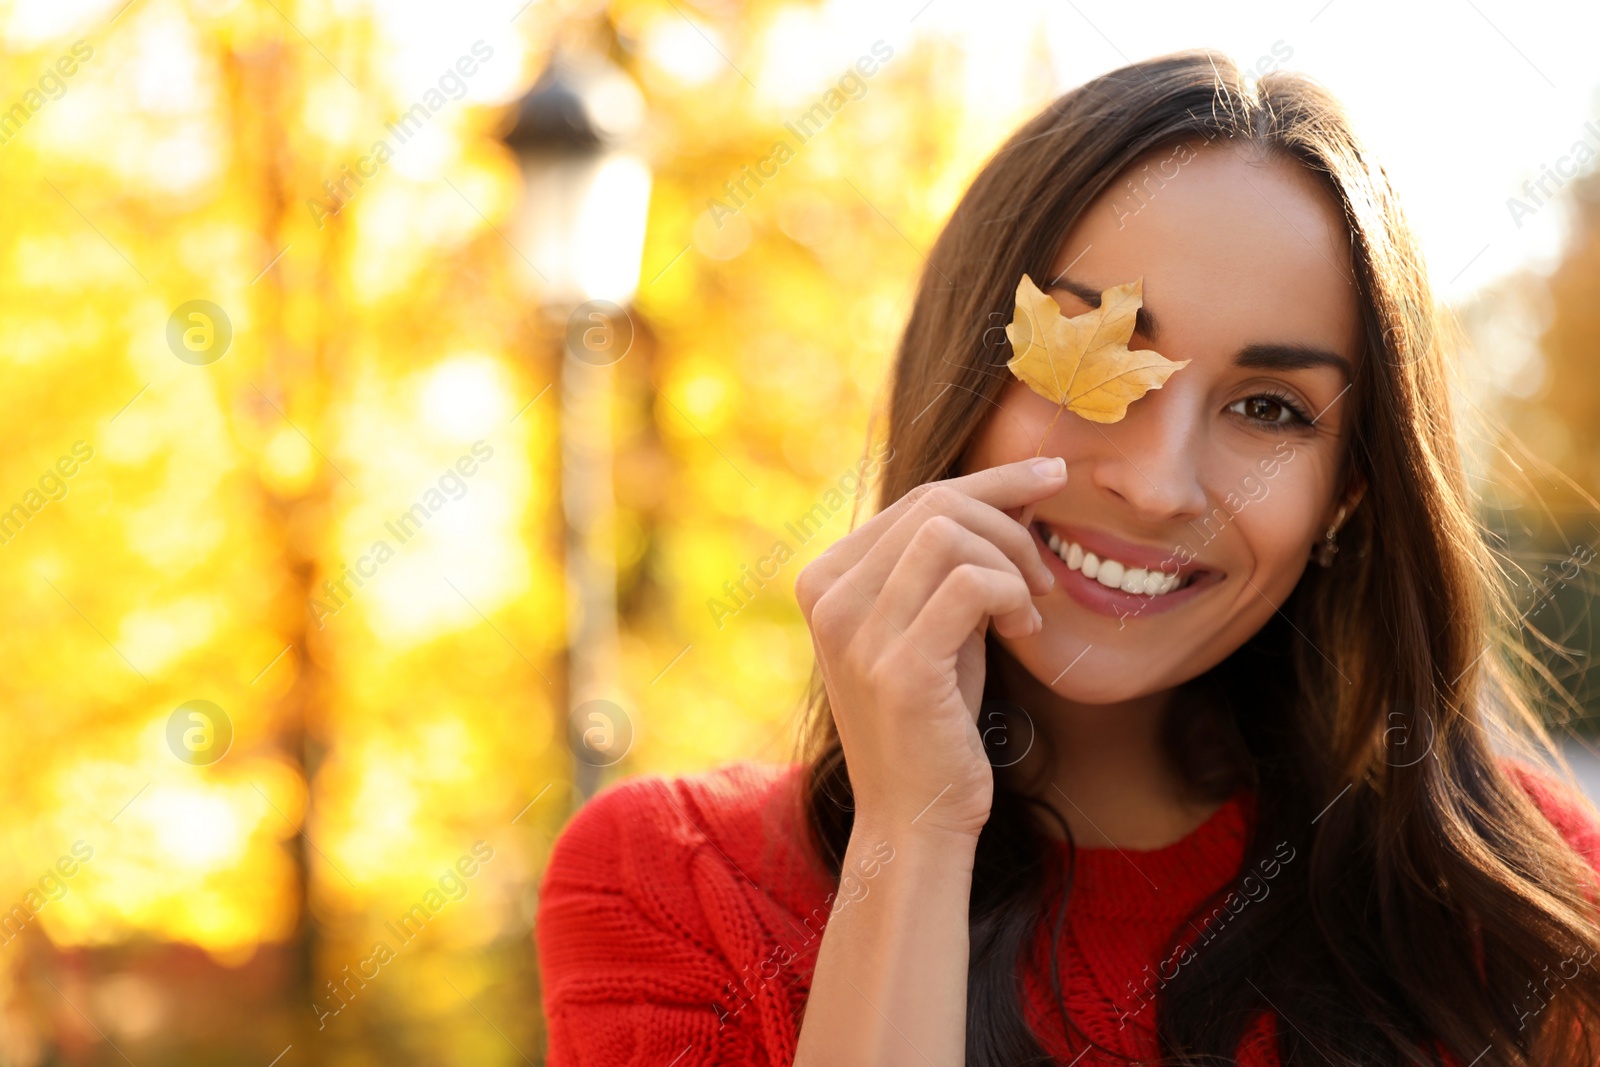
top-left (1032, 456), bottom-right (1066, 479)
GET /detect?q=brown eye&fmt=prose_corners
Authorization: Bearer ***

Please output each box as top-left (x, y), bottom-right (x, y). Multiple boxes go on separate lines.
top-left (1227, 393), bottom-right (1311, 429)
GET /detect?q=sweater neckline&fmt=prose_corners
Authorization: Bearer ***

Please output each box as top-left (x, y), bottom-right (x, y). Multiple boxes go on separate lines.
top-left (1060, 786), bottom-right (1252, 855)
top-left (1051, 787), bottom-right (1257, 917)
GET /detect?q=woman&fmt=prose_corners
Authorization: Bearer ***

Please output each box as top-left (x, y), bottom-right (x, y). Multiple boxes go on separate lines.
top-left (536, 50), bottom-right (1600, 1066)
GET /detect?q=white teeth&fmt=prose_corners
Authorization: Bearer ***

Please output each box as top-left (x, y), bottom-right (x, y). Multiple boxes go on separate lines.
top-left (1040, 526), bottom-right (1187, 597)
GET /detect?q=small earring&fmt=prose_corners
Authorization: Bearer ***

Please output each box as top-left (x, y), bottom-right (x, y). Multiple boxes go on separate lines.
top-left (1314, 506), bottom-right (1348, 568)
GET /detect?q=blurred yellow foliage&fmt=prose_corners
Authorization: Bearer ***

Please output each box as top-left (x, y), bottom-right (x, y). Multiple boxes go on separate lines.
top-left (0, 0), bottom-right (1104, 1062)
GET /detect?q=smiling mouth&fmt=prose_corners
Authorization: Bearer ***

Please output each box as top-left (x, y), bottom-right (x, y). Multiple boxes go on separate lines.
top-left (1032, 521), bottom-right (1207, 598)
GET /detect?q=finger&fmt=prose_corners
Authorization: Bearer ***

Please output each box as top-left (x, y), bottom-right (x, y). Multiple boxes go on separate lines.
top-left (809, 456), bottom-right (1067, 586)
top-left (850, 484), bottom-right (1056, 601)
top-left (943, 455), bottom-right (1067, 512)
top-left (857, 513), bottom-right (1038, 636)
top-left (902, 563), bottom-right (1037, 659)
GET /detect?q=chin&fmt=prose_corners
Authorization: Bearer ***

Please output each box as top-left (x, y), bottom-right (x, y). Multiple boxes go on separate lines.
top-left (996, 634), bottom-right (1187, 705)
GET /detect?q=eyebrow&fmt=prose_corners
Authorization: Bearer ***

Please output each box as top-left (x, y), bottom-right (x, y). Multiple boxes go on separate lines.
top-left (1046, 275), bottom-right (1355, 380)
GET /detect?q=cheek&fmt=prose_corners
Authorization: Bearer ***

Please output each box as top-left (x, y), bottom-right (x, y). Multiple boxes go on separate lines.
top-left (1229, 463), bottom-right (1332, 589)
top-left (963, 382), bottom-right (1083, 472)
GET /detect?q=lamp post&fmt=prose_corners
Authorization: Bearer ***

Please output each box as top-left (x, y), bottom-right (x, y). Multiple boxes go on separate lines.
top-left (501, 45), bottom-right (650, 804)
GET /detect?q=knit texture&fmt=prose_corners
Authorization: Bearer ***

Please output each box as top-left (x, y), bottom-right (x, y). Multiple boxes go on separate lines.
top-left (537, 758), bottom-right (1600, 1065)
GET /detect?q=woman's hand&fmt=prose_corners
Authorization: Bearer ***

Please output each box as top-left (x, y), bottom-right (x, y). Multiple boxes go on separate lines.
top-left (795, 456), bottom-right (1066, 841)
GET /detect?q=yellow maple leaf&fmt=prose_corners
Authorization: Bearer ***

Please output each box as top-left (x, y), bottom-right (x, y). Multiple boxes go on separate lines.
top-left (1004, 273), bottom-right (1189, 424)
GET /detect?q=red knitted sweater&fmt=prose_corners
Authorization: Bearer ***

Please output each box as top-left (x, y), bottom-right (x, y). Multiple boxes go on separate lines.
top-left (537, 758), bottom-right (1600, 1065)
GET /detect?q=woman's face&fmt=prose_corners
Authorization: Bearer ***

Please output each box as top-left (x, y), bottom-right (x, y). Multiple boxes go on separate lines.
top-left (963, 140), bottom-right (1364, 703)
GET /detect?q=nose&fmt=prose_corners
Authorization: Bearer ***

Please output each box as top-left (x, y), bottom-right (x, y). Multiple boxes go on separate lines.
top-left (1083, 386), bottom-right (1208, 523)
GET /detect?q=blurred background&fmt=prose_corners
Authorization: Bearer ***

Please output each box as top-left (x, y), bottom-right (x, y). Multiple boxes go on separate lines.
top-left (3, 0), bottom-right (1600, 1061)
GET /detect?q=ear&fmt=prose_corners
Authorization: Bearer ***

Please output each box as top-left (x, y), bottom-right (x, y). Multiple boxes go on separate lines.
top-left (1330, 470), bottom-right (1367, 530)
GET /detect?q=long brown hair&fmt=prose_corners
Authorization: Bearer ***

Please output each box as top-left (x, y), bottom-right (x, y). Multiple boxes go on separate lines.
top-left (793, 49), bottom-right (1600, 1066)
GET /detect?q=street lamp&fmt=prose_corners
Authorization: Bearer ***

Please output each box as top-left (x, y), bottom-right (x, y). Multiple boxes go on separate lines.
top-left (502, 48), bottom-right (651, 307)
top-left (501, 46), bottom-right (651, 804)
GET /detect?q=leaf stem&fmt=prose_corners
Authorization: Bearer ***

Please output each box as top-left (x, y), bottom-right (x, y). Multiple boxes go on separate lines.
top-left (1034, 402), bottom-right (1066, 458)
top-left (1018, 401), bottom-right (1068, 530)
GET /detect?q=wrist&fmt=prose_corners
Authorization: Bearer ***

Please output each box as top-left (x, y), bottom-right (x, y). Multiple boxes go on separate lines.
top-left (849, 810), bottom-right (983, 864)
